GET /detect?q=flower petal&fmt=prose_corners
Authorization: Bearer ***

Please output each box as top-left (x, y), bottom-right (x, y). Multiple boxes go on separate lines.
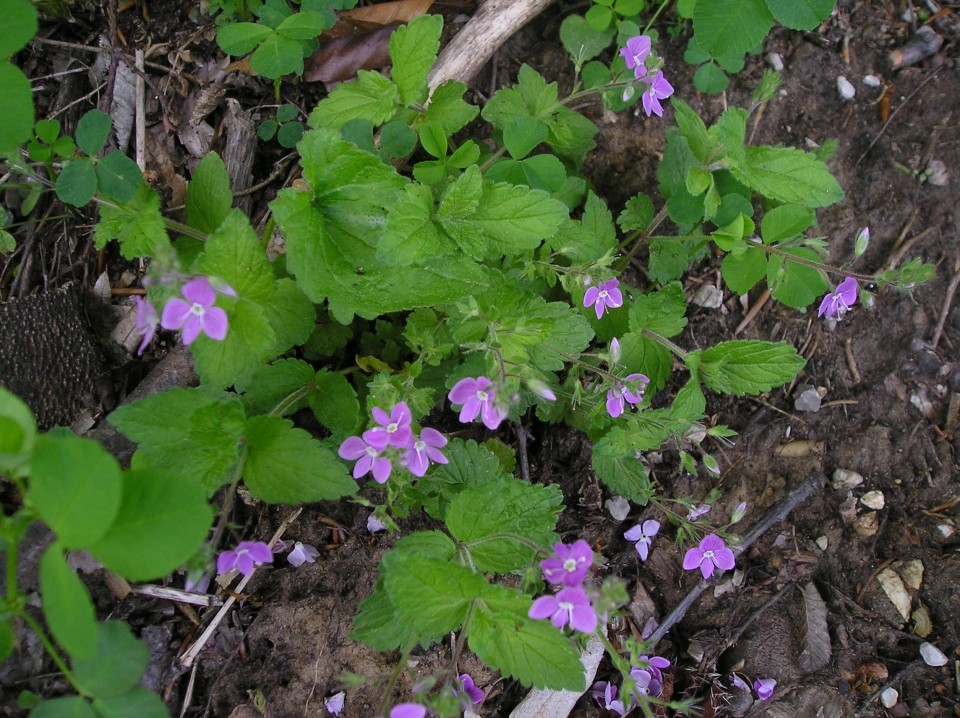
top-left (181, 276), bottom-right (216, 306)
top-left (181, 315), bottom-right (204, 345)
top-left (160, 298), bottom-right (192, 330)
top-left (528, 595), bottom-right (558, 620)
top-left (682, 547), bottom-right (704, 571)
top-left (201, 306), bottom-right (228, 341)
top-left (448, 377), bottom-right (479, 404)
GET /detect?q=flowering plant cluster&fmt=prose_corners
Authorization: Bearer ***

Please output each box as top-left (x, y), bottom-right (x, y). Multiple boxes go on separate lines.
top-left (134, 275), bottom-right (233, 354)
top-left (529, 540), bottom-right (599, 633)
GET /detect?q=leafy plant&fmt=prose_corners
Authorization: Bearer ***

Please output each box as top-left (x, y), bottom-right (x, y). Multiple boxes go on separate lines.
top-left (257, 103), bottom-right (304, 147)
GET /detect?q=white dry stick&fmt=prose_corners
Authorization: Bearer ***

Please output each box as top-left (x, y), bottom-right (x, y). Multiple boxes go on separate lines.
top-left (427, 0), bottom-right (557, 93)
top-left (179, 507), bottom-right (303, 668)
top-left (135, 49), bottom-right (146, 172)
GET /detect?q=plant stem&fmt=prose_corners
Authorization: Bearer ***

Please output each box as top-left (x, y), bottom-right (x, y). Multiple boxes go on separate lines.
top-left (269, 383), bottom-right (313, 417)
top-left (642, 0), bottom-right (672, 34)
top-left (640, 328), bottom-right (687, 360)
top-left (757, 242), bottom-right (875, 282)
top-left (616, 205), bottom-right (671, 270)
top-left (377, 641), bottom-right (415, 717)
top-left (19, 611), bottom-right (89, 697)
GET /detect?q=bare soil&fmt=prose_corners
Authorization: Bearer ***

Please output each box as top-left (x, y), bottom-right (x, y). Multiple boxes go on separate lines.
top-left (2, 1), bottom-right (959, 717)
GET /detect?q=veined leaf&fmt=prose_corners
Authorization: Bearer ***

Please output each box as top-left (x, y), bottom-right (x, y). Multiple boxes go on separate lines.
top-left (695, 340), bottom-right (805, 395)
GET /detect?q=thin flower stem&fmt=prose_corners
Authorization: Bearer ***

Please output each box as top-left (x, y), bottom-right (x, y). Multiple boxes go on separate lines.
top-left (5, 537), bottom-right (17, 606)
top-left (19, 611), bottom-right (88, 697)
top-left (616, 205), bottom-right (671, 271)
top-left (269, 384), bottom-right (313, 417)
top-left (757, 243), bottom-right (875, 282)
top-left (377, 640), bottom-right (415, 718)
top-left (642, 0), bottom-right (672, 35)
top-left (639, 329), bottom-right (687, 360)
top-left (462, 532), bottom-right (547, 556)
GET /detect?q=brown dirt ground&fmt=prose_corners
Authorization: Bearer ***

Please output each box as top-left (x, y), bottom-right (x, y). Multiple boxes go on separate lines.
top-left (2, 1), bottom-right (960, 717)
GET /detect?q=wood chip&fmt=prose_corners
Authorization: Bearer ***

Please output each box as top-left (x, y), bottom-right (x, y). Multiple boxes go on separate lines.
top-left (876, 568), bottom-right (912, 621)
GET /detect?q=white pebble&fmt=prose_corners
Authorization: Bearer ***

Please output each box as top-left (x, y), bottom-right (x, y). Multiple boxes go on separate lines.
top-left (861, 490), bottom-right (885, 510)
top-left (881, 688), bottom-right (899, 708)
top-left (837, 75), bottom-right (856, 100)
top-left (919, 642), bottom-right (948, 667)
top-left (605, 496), bottom-right (631, 522)
top-left (864, 74), bottom-right (881, 88)
top-left (816, 535), bottom-right (829, 551)
top-left (937, 522), bottom-right (955, 538)
top-left (766, 52), bottom-right (784, 71)
top-left (832, 468), bottom-right (865, 490)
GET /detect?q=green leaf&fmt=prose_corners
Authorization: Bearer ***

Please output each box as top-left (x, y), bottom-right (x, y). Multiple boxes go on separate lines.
top-left (649, 240), bottom-right (689, 284)
top-left (108, 388), bottom-right (246, 495)
top-left (629, 281), bottom-right (687, 337)
top-left (0, 620), bottom-right (14, 664)
top-left (766, 246), bottom-right (828, 309)
top-left (584, 3), bottom-right (613, 30)
top-left (382, 553), bottom-right (485, 640)
top-left (732, 145), bottom-right (844, 207)
top-left (380, 183), bottom-right (447, 265)
top-left (446, 478), bottom-right (561, 573)
top-left (39, 544), bottom-right (97, 659)
top-left (309, 70), bottom-right (398, 129)
top-left (379, 120), bottom-right (417, 158)
top-left (559, 14), bottom-right (615, 62)
top-left (618, 192), bottom-right (655, 232)
top-left (91, 686), bottom-right (168, 718)
top-left (503, 116), bottom-right (548, 160)
top-left (216, 22), bottom-right (273, 55)
top-left (187, 152), bottom-right (233, 233)
top-left (239, 358), bottom-right (315, 415)
top-left (696, 340), bottom-right (805, 395)
top-left (28, 697), bottom-right (97, 718)
top-left (275, 11), bottom-right (328, 39)
top-left (469, 587), bottom-right (585, 690)
top-left (250, 32), bottom-right (304, 78)
top-left (0, 386), bottom-right (36, 472)
top-left (191, 299), bottom-right (277, 390)
top-left (95, 151), bottom-right (143, 203)
top-left (263, 277), bottom-right (316, 352)
top-left (56, 159), bottom-right (97, 207)
top-left (765, 0), bottom-right (834, 30)
top-left (0, 0), bottom-right (37, 58)
top-left (276, 120), bottom-right (303, 148)
top-left (473, 180), bottom-right (568, 255)
top-left (30, 430), bottom-right (121, 548)
top-left (721, 246), bottom-right (767, 295)
top-left (678, 0), bottom-right (697, 17)
top-left (72, 622), bottom-right (148, 699)
top-left (258, 119), bottom-right (278, 141)
top-left (88, 467), bottom-right (211, 581)
top-left (197, 210), bottom-right (274, 302)
top-left (75, 109), bottom-right (111, 157)
top-left (422, 80), bottom-right (478, 136)
top-left (243, 415), bottom-right (357, 503)
top-left (389, 14), bottom-right (442, 106)
top-left (0, 62), bottom-right (34, 153)
top-left (591, 429), bottom-right (654, 504)
top-left (672, 99), bottom-right (711, 162)
top-left (517, 154), bottom-right (566, 192)
top-left (760, 204), bottom-right (815, 243)
top-left (308, 370), bottom-right (361, 439)
top-left (693, 61), bottom-right (729, 93)
top-left (693, 0), bottom-right (773, 57)
top-left (350, 579), bottom-right (408, 650)
top-left (617, 332), bottom-right (672, 395)
top-left (94, 185), bottom-right (170, 259)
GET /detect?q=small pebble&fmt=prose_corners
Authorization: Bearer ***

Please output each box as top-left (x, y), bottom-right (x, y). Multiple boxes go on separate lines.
top-left (794, 385), bottom-right (823, 413)
top-left (861, 490), bottom-right (885, 510)
top-left (926, 159), bottom-right (949, 186)
top-left (863, 74), bottom-right (881, 88)
top-left (833, 468), bottom-right (865, 490)
top-left (919, 642), bottom-right (948, 667)
top-left (691, 283), bottom-right (724, 309)
top-left (766, 52), bottom-right (784, 71)
top-left (881, 688), bottom-right (899, 708)
top-left (937, 522), bottom-right (955, 538)
top-left (837, 75), bottom-right (856, 100)
top-left (816, 535), bottom-right (829, 551)
top-left (605, 496), bottom-right (631, 522)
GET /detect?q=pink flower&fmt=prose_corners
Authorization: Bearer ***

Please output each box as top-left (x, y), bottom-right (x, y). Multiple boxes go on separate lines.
top-left (134, 296), bottom-right (158, 355)
top-left (367, 513), bottom-right (387, 533)
top-left (448, 376), bottom-right (507, 430)
top-left (540, 540), bottom-right (593, 586)
top-left (682, 533), bottom-right (736, 579)
top-left (818, 276), bottom-right (858, 319)
top-left (287, 541), bottom-right (320, 567)
top-left (160, 276), bottom-right (229, 345)
top-left (640, 70), bottom-right (675, 118)
top-left (363, 402), bottom-right (413, 450)
top-left (324, 691), bottom-right (345, 716)
top-left (529, 586), bottom-right (598, 633)
top-left (619, 35), bottom-right (652, 77)
top-left (402, 428), bottom-right (449, 477)
top-left (216, 541), bottom-right (273, 577)
top-left (590, 681), bottom-right (627, 716)
top-left (456, 674), bottom-right (484, 707)
top-left (629, 666), bottom-right (663, 699)
top-left (338, 435), bottom-right (392, 483)
top-left (624, 519), bottom-right (659, 561)
top-left (606, 373), bottom-right (649, 418)
top-left (584, 278), bottom-right (623, 320)
top-left (387, 704), bottom-right (426, 718)
top-left (687, 503), bottom-right (711, 520)
top-left (754, 677), bottom-right (777, 700)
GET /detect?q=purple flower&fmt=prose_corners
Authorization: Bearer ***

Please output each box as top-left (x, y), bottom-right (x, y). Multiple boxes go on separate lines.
top-left (448, 376), bottom-right (507, 430)
top-left (527, 378), bottom-right (557, 401)
top-left (730, 673), bottom-right (750, 692)
top-left (388, 704), bottom-right (426, 718)
top-left (606, 373), bottom-right (649, 418)
top-left (287, 541), bottom-right (320, 567)
top-left (529, 586), bottom-right (597, 633)
top-left (590, 681), bottom-right (627, 716)
top-left (540, 539), bottom-right (593, 586)
top-left (619, 35), bottom-right (651, 77)
top-left (731, 501), bottom-right (748, 524)
top-left (636, 655), bottom-right (671, 683)
top-left (818, 276), bottom-right (858, 319)
top-left (402, 428), bottom-right (448, 477)
top-left (216, 541), bottom-right (273, 577)
top-left (364, 402), bottom-right (413, 450)
top-left (338, 435), bottom-right (392, 483)
top-left (624, 519), bottom-right (660, 561)
top-left (609, 337), bottom-right (622, 363)
top-left (687, 503), bottom-right (711, 520)
top-left (456, 674), bottom-right (484, 707)
top-left (160, 276), bottom-right (229, 345)
top-left (629, 666), bottom-right (663, 699)
top-left (584, 278), bottom-right (623, 320)
top-left (367, 513), bottom-right (387, 533)
top-left (134, 296), bottom-right (158, 355)
top-left (640, 70), bottom-right (675, 118)
top-left (754, 677), bottom-right (777, 700)
top-left (324, 691), bottom-right (345, 716)
top-left (682, 533), bottom-right (736, 579)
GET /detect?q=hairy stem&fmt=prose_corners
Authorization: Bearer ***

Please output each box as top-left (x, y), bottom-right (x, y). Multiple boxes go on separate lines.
top-left (640, 329), bottom-right (687, 360)
top-left (19, 611), bottom-right (88, 697)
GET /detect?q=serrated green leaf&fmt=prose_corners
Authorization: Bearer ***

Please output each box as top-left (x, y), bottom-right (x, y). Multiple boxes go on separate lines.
top-left (243, 415), bottom-right (357, 503)
top-left (56, 159), bottom-right (97, 207)
top-left (187, 152), bottom-right (232, 233)
top-left (672, 99), bottom-right (711, 161)
top-left (760, 204), bottom-right (815, 243)
top-left (765, 0), bottom-right (834, 30)
top-left (275, 11), bottom-right (328, 39)
top-left (28, 697), bottom-right (97, 718)
top-left (350, 579), bottom-right (409, 650)
top-left (503, 116), bottom-right (548, 160)
top-left (309, 70), bottom-right (398, 129)
top-left (87, 468), bottom-right (211, 581)
top-left (712, 107), bottom-right (747, 164)
top-left (95, 151), bottom-right (143, 203)
top-left (658, 129), bottom-right (699, 199)
top-left (446, 478), bottom-right (561, 573)
top-left (379, 120), bottom-right (417, 158)
top-left (40, 544), bottom-right (97, 659)
top-left (693, 0), bottom-right (772, 57)
top-left (581, 191), bottom-right (616, 252)
top-left (648, 239), bottom-right (689, 284)
top-left (309, 369), bottom-right (360, 439)
top-left (591, 431), bottom-right (654, 504)
top-left (697, 340), bottom-right (805, 395)
top-left (0, 61), bottom-right (33, 154)
top-left (469, 588), bottom-right (585, 690)
top-left (517, 154), bottom-right (567, 192)
top-left (240, 358), bottom-right (315, 415)
top-left (72, 622), bottom-right (148, 699)
top-left (191, 299), bottom-right (277, 390)
top-left (91, 686), bottom-right (168, 718)
top-left (94, 185), bottom-right (170, 259)
top-left (547, 107), bottom-right (597, 167)
top-left (721, 245), bottom-right (766, 295)
top-left (75, 109), bottom-right (111, 157)
top-left (420, 439), bottom-right (504, 519)
top-left (732, 145), bottom-right (844, 207)
top-left (217, 22), bottom-right (272, 54)
top-left (380, 183), bottom-right (446, 265)
top-left (422, 80), bottom-right (478, 136)
top-left (766, 247), bottom-right (828, 309)
top-left (30, 430), bottom-right (121, 548)
top-left (109, 388), bottom-right (245, 495)
top-left (264, 277), bottom-right (316, 353)
top-left (473, 181), bottom-right (567, 255)
top-left (629, 281), bottom-right (687, 337)
top-left (250, 32), bottom-right (304, 78)
top-left (617, 332), bottom-right (672, 395)
top-left (196, 211), bottom-right (272, 302)
top-left (389, 14), bottom-right (442, 106)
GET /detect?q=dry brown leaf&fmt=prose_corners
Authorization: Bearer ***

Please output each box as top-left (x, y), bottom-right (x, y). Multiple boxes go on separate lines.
top-left (305, 24), bottom-right (399, 83)
top-left (798, 582), bottom-right (832, 672)
top-left (326, 0), bottom-right (434, 37)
